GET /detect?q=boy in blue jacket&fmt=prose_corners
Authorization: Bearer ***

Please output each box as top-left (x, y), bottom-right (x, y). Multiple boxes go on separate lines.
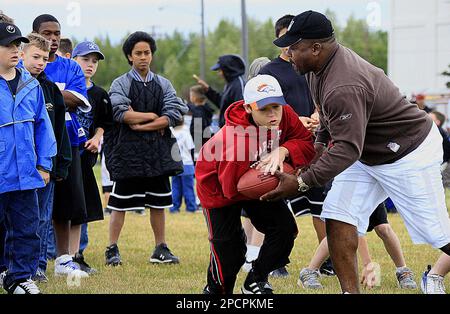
top-left (0, 22), bottom-right (56, 294)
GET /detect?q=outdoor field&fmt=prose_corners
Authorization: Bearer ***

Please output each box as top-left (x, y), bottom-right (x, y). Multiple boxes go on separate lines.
top-left (4, 165), bottom-right (446, 295)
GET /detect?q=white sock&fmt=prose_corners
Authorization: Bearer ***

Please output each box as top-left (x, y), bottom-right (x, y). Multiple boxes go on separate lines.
top-left (246, 245), bottom-right (260, 262)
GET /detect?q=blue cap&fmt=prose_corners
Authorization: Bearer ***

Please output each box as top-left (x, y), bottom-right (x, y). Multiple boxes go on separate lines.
top-left (72, 41), bottom-right (105, 60)
top-left (210, 62), bottom-right (221, 71)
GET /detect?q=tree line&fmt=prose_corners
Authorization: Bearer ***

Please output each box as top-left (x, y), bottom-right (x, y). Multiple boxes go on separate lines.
top-left (77, 10), bottom-right (388, 101)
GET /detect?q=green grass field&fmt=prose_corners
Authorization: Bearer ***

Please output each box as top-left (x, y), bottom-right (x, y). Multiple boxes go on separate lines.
top-left (3, 165), bottom-right (450, 294)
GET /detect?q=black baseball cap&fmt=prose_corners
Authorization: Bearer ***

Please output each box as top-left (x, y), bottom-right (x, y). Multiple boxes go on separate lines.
top-left (0, 22), bottom-right (29, 46)
top-left (273, 10), bottom-right (334, 48)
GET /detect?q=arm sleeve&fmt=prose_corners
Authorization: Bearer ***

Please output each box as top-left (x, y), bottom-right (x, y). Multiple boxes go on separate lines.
top-left (109, 77), bottom-right (132, 123)
top-left (94, 89), bottom-right (114, 132)
top-left (159, 76), bottom-right (189, 127)
top-left (301, 86), bottom-right (369, 187)
top-left (34, 86), bottom-right (57, 171)
top-left (65, 61), bottom-right (91, 112)
top-left (205, 86), bottom-right (222, 107)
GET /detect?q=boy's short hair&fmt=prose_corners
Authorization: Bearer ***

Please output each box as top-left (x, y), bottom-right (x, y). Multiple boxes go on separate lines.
top-left (190, 85), bottom-right (207, 101)
top-left (122, 31), bottom-right (157, 66)
top-left (23, 33), bottom-right (51, 52)
top-left (275, 14), bottom-right (295, 38)
top-left (32, 14), bottom-right (60, 32)
top-left (58, 38), bottom-right (73, 55)
top-left (0, 11), bottom-right (14, 23)
top-left (431, 110), bottom-right (446, 126)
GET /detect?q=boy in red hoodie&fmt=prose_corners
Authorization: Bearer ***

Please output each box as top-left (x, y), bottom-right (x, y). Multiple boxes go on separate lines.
top-left (196, 74), bottom-right (315, 294)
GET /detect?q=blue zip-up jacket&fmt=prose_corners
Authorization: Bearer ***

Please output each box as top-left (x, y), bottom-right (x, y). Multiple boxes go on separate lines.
top-left (0, 68), bottom-right (57, 194)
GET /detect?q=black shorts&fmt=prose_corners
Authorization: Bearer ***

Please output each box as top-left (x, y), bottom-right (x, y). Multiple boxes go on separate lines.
top-left (288, 186), bottom-right (326, 217)
top-left (107, 176), bottom-right (172, 211)
top-left (367, 202), bottom-right (389, 232)
top-left (80, 152), bottom-right (104, 223)
top-left (53, 147), bottom-right (88, 225)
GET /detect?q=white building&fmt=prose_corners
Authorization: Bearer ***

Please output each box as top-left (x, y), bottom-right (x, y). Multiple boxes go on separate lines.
top-left (388, 0), bottom-right (450, 102)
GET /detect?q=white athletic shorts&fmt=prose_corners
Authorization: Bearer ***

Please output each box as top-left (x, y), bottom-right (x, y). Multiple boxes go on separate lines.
top-left (321, 123), bottom-right (450, 248)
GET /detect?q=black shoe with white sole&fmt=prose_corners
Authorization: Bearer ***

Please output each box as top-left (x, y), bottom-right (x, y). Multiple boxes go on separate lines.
top-left (6, 279), bottom-right (40, 294)
top-left (105, 243), bottom-right (122, 266)
top-left (241, 270), bottom-right (273, 294)
top-left (150, 243), bottom-right (179, 264)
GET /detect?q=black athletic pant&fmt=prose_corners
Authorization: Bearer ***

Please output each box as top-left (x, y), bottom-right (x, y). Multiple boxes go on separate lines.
top-left (203, 199), bottom-right (298, 294)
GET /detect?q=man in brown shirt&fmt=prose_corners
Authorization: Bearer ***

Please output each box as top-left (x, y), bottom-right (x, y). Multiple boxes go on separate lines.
top-left (261, 10), bottom-right (450, 294)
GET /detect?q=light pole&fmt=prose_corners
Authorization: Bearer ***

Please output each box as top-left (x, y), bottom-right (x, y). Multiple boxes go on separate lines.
top-left (200, 0), bottom-right (206, 79)
top-left (241, 0), bottom-right (248, 76)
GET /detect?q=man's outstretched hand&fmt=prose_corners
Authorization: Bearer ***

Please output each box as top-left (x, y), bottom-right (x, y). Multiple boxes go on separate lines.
top-left (259, 171), bottom-right (300, 202)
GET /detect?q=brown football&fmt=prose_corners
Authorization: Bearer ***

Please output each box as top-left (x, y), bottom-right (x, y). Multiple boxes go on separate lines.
top-left (237, 163), bottom-right (295, 199)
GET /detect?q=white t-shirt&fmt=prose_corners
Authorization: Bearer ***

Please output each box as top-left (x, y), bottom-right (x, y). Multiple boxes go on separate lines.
top-left (171, 126), bottom-right (195, 165)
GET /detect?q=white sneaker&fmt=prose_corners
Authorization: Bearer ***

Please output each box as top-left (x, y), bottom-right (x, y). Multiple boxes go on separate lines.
top-left (421, 273), bottom-right (446, 294)
top-left (298, 268), bottom-right (323, 289)
top-left (7, 279), bottom-right (40, 294)
top-left (54, 254), bottom-right (89, 278)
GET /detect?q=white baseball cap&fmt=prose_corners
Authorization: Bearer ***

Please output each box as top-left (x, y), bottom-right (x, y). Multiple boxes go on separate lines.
top-left (243, 74), bottom-right (287, 110)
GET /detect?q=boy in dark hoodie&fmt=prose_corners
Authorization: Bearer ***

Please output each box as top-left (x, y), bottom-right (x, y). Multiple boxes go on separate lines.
top-left (194, 54), bottom-right (245, 128)
top-left (195, 75), bottom-right (315, 294)
top-left (20, 33), bottom-right (72, 283)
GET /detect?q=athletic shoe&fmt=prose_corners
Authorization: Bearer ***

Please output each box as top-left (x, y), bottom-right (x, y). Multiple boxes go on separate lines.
top-left (269, 266), bottom-right (289, 278)
top-left (5, 279), bottom-right (40, 294)
top-left (103, 207), bottom-right (112, 216)
top-left (54, 254), bottom-right (89, 277)
top-left (319, 257), bottom-right (336, 276)
top-left (134, 209), bottom-right (146, 216)
top-left (421, 265), bottom-right (446, 294)
top-left (150, 243), bottom-right (179, 264)
top-left (0, 270), bottom-right (6, 288)
top-left (396, 267), bottom-right (417, 289)
top-left (241, 270), bottom-right (273, 294)
top-left (32, 268), bottom-right (48, 283)
top-left (73, 252), bottom-right (97, 275)
top-left (105, 243), bottom-right (122, 266)
top-left (298, 268), bottom-right (323, 289)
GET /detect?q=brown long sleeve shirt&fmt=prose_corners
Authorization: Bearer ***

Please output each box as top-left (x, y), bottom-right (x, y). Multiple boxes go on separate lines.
top-left (301, 44), bottom-right (433, 187)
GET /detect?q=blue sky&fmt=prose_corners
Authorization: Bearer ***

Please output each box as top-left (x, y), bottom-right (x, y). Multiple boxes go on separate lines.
top-left (3, 0), bottom-right (390, 43)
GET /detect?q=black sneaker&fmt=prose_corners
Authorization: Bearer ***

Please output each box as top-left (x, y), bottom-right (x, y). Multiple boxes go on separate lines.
top-left (149, 243), bottom-right (179, 264)
top-left (105, 243), bottom-right (122, 266)
top-left (73, 252), bottom-right (97, 274)
top-left (319, 257), bottom-right (336, 276)
top-left (241, 270), bottom-right (274, 294)
top-left (269, 266), bottom-right (289, 278)
top-left (6, 279), bottom-right (40, 294)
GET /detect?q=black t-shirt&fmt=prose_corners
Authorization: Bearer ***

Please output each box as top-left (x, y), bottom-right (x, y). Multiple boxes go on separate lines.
top-left (259, 57), bottom-right (315, 117)
top-left (7, 69), bottom-right (20, 96)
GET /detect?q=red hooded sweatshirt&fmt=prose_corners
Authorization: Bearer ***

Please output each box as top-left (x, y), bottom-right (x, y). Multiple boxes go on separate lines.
top-left (195, 100), bottom-right (315, 210)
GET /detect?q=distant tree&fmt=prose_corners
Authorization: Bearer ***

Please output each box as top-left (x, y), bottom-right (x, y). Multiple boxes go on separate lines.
top-left (442, 65), bottom-right (450, 89)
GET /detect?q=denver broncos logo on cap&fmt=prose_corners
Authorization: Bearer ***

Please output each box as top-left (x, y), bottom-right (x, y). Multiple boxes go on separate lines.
top-left (257, 83), bottom-right (276, 94)
top-left (6, 25), bottom-right (15, 33)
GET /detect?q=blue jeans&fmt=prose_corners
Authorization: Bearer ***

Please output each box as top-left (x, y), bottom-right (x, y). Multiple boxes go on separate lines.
top-left (0, 189), bottom-right (40, 287)
top-left (36, 181), bottom-right (55, 272)
top-left (0, 221), bottom-right (6, 272)
top-left (171, 172), bottom-right (197, 212)
top-left (46, 224), bottom-right (56, 260)
top-left (79, 223), bottom-right (88, 254)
